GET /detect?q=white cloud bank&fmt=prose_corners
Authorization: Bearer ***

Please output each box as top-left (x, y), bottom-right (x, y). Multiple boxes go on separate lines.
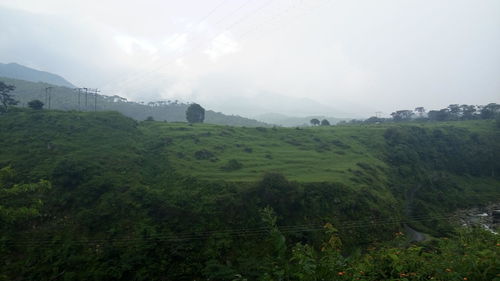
top-left (0, 0), bottom-right (499, 118)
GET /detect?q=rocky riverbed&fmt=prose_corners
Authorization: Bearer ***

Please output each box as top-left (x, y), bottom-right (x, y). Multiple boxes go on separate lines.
top-left (454, 203), bottom-right (500, 234)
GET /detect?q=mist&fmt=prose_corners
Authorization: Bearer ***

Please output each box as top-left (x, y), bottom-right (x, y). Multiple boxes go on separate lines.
top-left (1, 0), bottom-right (499, 117)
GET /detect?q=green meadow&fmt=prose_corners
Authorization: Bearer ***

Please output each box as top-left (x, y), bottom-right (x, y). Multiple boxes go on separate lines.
top-left (140, 119), bottom-right (497, 184)
top-left (140, 122), bottom-right (389, 183)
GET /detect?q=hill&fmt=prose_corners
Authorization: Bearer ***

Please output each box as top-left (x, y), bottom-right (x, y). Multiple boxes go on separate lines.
top-left (0, 109), bottom-right (498, 279)
top-left (0, 62), bottom-right (75, 88)
top-left (0, 76), bottom-right (269, 126)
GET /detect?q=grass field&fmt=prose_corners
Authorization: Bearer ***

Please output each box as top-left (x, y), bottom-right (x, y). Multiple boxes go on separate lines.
top-left (141, 119), bottom-right (498, 183)
top-left (141, 122), bottom-right (390, 183)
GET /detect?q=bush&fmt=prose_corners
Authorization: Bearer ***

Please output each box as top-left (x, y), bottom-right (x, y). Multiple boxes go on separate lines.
top-left (194, 149), bottom-right (215, 160)
top-left (28, 99), bottom-right (44, 110)
top-left (221, 159), bottom-right (243, 171)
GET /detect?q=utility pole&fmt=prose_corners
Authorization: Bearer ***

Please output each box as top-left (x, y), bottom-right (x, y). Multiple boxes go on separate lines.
top-left (93, 88), bottom-right (100, 112)
top-left (74, 88), bottom-right (83, 111)
top-left (45, 87), bottom-right (53, 110)
top-left (84, 87), bottom-right (89, 111)
top-left (375, 111), bottom-right (382, 118)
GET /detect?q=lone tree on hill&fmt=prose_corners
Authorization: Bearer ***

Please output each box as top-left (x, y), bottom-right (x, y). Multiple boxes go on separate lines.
top-left (0, 81), bottom-right (18, 113)
top-left (310, 118), bottom-right (320, 126)
top-left (320, 119), bottom-right (330, 126)
top-left (186, 103), bottom-right (205, 123)
top-left (28, 100), bottom-right (44, 110)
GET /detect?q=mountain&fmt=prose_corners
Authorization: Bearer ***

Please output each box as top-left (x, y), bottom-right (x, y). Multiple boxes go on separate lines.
top-left (0, 76), bottom-right (268, 126)
top-left (0, 62), bottom-right (75, 88)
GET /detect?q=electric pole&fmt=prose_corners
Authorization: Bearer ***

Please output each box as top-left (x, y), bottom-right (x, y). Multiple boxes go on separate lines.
top-left (74, 88), bottom-right (83, 111)
top-left (93, 89), bottom-right (100, 112)
top-left (44, 87), bottom-right (53, 109)
top-left (84, 87), bottom-right (89, 111)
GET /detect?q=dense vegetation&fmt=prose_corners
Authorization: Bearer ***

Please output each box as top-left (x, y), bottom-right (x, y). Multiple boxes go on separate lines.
top-left (342, 103), bottom-right (500, 125)
top-left (0, 109), bottom-right (498, 280)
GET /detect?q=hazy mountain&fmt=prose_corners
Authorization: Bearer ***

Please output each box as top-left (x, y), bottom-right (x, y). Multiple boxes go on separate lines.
top-left (0, 76), bottom-right (268, 127)
top-left (0, 62), bottom-right (75, 88)
top-left (255, 113), bottom-right (349, 127)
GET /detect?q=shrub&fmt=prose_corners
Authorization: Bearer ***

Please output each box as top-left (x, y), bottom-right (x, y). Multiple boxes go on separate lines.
top-left (221, 159), bottom-right (243, 171)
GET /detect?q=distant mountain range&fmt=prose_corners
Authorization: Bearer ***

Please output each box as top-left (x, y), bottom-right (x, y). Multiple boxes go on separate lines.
top-left (0, 63), bottom-right (352, 127)
top-left (0, 62), bottom-right (75, 88)
top-left (0, 76), bottom-right (269, 127)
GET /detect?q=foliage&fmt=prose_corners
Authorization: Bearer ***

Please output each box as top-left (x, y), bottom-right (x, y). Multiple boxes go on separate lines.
top-left (0, 81), bottom-right (18, 113)
top-left (389, 103), bottom-right (500, 123)
top-left (310, 118), bottom-right (320, 126)
top-left (186, 103), bottom-right (206, 123)
top-left (0, 109), bottom-right (498, 280)
top-left (27, 99), bottom-right (44, 110)
top-left (391, 110), bottom-right (414, 121)
top-left (0, 166), bottom-right (51, 224)
top-left (320, 119), bottom-right (330, 126)
top-left (221, 159), bottom-right (243, 171)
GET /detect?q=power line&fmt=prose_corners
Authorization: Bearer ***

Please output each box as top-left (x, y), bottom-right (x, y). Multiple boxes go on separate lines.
top-left (100, 0), bottom-right (234, 91)
top-left (102, 0), bottom-right (278, 92)
top-left (5, 214), bottom-right (457, 247)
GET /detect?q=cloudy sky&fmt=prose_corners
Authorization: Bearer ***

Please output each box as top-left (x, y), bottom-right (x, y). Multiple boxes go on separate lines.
top-left (0, 0), bottom-right (499, 118)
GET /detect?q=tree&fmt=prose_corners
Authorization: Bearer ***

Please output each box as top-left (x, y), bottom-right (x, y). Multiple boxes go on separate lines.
top-left (186, 103), bottom-right (205, 123)
top-left (0, 81), bottom-right (18, 113)
top-left (310, 118), bottom-right (320, 126)
top-left (320, 119), bottom-right (330, 126)
top-left (390, 110), bottom-right (414, 122)
top-left (28, 99), bottom-right (44, 110)
top-left (479, 103), bottom-right (500, 119)
top-left (414, 107), bottom-right (425, 118)
top-left (447, 104), bottom-right (461, 120)
top-left (428, 109), bottom-right (449, 121)
top-left (461, 104), bottom-right (476, 120)
top-left (365, 116), bottom-right (383, 124)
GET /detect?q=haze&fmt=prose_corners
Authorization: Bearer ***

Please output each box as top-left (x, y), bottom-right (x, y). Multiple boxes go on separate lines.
top-left (1, 0), bottom-right (499, 118)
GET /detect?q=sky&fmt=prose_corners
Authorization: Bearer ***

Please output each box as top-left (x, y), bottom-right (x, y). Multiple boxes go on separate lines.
top-left (0, 0), bottom-right (499, 118)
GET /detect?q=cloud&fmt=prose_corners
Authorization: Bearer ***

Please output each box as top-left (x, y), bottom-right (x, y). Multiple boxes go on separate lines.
top-left (115, 35), bottom-right (158, 55)
top-left (0, 0), bottom-right (499, 118)
top-left (204, 32), bottom-right (239, 61)
top-left (163, 33), bottom-right (189, 51)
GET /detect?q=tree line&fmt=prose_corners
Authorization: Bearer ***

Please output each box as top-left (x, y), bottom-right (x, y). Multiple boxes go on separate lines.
top-left (337, 103), bottom-right (500, 125)
top-left (390, 103), bottom-right (500, 122)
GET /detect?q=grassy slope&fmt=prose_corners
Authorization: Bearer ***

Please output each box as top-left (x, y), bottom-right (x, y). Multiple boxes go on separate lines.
top-left (140, 122), bottom-right (389, 184)
top-left (140, 120), bottom-right (497, 183)
top-left (0, 109), bottom-right (145, 185)
top-left (2, 109), bottom-right (497, 188)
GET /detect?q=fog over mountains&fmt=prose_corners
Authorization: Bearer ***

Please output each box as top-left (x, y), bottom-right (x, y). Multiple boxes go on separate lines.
top-left (1, 1), bottom-right (499, 118)
top-left (0, 62), bottom-right (75, 88)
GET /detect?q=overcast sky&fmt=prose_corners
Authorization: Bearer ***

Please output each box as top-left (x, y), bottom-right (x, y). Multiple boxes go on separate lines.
top-left (1, 0), bottom-right (499, 117)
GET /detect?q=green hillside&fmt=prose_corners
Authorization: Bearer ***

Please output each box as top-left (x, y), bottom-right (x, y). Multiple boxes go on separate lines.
top-left (0, 76), bottom-right (269, 126)
top-left (141, 120), bottom-right (499, 182)
top-left (0, 109), bottom-right (498, 280)
top-left (141, 122), bottom-right (388, 183)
